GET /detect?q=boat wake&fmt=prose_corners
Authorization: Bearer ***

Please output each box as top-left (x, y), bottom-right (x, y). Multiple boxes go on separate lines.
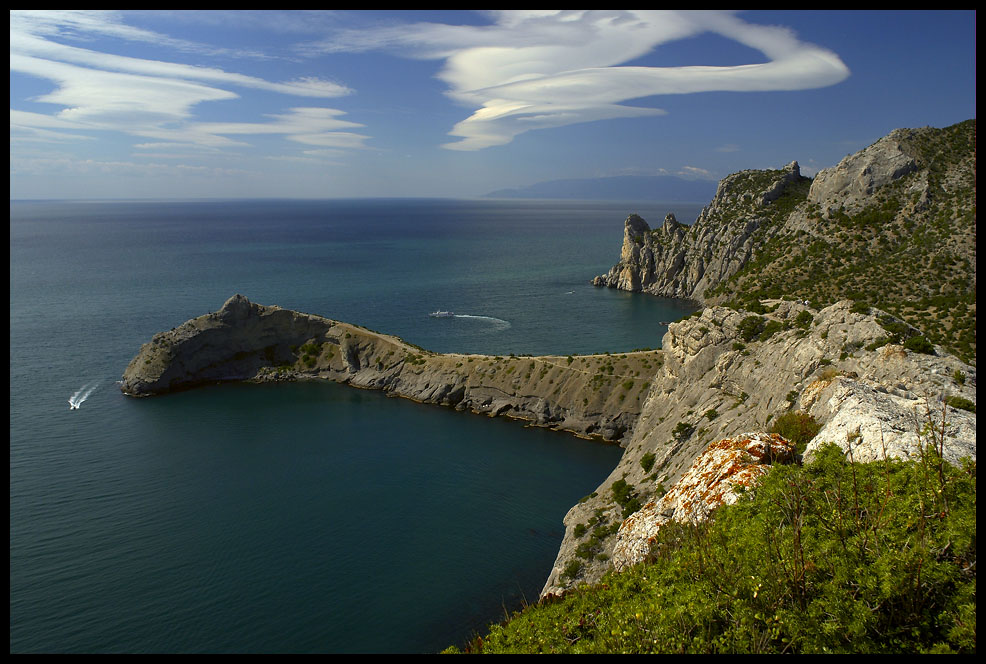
top-left (69, 381), bottom-right (99, 410)
top-left (453, 314), bottom-right (511, 329)
top-left (429, 312), bottom-right (511, 330)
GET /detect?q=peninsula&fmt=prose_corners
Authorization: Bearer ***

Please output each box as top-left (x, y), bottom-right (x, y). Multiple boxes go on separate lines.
top-left (121, 293), bottom-right (656, 442)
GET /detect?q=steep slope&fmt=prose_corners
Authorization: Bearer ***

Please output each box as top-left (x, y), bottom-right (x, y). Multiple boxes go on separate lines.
top-left (594, 120), bottom-right (976, 363)
top-left (541, 299), bottom-right (976, 596)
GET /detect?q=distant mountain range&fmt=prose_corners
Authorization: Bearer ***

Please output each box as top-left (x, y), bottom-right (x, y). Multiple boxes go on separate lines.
top-left (485, 175), bottom-right (719, 202)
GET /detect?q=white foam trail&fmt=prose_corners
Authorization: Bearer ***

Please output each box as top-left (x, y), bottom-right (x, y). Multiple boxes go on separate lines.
top-left (453, 314), bottom-right (512, 329)
top-left (69, 381), bottom-right (99, 410)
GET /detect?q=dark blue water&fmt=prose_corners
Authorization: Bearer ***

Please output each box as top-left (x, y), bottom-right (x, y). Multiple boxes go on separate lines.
top-left (10, 198), bottom-right (701, 653)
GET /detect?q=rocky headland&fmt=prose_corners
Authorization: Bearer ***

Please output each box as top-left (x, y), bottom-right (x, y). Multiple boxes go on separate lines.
top-left (121, 293), bottom-right (658, 442)
top-left (550, 120), bottom-right (977, 595)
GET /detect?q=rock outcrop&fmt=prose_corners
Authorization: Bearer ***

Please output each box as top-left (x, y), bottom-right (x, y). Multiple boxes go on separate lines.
top-left (540, 299), bottom-right (976, 596)
top-left (807, 128), bottom-right (918, 211)
top-left (121, 294), bottom-right (659, 442)
top-left (591, 161), bottom-right (808, 301)
top-left (611, 433), bottom-right (796, 572)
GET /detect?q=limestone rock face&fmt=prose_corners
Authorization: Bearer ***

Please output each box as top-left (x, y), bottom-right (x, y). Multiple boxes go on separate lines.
top-left (540, 299), bottom-right (976, 597)
top-left (592, 161), bottom-right (806, 301)
top-left (802, 369), bottom-right (977, 465)
top-left (611, 433), bottom-right (796, 572)
top-left (120, 294), bottom-right (336, 396)
top-left (808, 130), bottom-right (918, 212)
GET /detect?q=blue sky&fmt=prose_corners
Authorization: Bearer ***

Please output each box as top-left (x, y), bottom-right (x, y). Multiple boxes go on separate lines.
top-left (9, 10), bottom-right (977, 199)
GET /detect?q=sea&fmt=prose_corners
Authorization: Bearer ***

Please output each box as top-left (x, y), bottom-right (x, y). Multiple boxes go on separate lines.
top-left (9, 198), bottom-right (703, 653)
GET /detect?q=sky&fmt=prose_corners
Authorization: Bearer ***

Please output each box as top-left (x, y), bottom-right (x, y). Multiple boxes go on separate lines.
top-left (9, 10), bottom-right (977, 200)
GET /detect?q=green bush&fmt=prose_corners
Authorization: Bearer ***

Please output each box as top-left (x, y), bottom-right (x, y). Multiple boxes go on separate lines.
top-left (945, 395), bottom-right (975, 413)
top-left (759, 319), bottom-right (785, 341)
top-left (768, 410), bottom-right (822, 455)
top-left (611, 479), bottom-right (642, 518)
top-left (671, 421), bottom-right (694, 441)
top-left (738, 315), bottom-right (765, 342)
top-left (463, 440), bottom-right (977, 654)
top-left (904, 335), bottom-right (935, 354)
top-left (850, 300), bottom-right (871, 314)
top-left (639, 452), bottom-right (656, 473)
top-left (793, 310), bottom-right (814, 329)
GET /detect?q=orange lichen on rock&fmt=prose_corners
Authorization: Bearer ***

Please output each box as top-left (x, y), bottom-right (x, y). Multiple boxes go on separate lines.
top-left (612, 432), bottom-right (795, 571)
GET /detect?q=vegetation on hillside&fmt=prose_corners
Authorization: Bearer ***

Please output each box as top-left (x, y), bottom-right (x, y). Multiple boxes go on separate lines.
top-left (705, 120), bottom-right (976, 364)
top-left (447, 433), bottom-right (976, 654)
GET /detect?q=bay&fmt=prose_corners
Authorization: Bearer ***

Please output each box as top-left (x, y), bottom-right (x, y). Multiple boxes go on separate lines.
top-left (10, 198), bottom-right (701, 653)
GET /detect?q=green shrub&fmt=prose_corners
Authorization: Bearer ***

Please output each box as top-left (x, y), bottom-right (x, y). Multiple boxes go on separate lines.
top-left (769, 410), bottom-right (822, 455)
top-left (738, 315), bottom-right (765, 342)
top-left (945, 395), bottom-right (975, 413)
top-left (463, 439), bottom-right (977, 654)
top-left (560, 559), bottom-right (582, 582)
top-left (639, 452), bottom-right (656, 473)
top-left (904, 335), bottom-right (935, 354)
top-left (759, 319), bottom-right (785, 341)
top-left (611, 479), bottom-right (642, 518)
top-left (850, 300), bottom-right (871, 314)
top-left (671, 421), bottom-right (694, 441)
top-left (793, 310), bottom-right (814, 329)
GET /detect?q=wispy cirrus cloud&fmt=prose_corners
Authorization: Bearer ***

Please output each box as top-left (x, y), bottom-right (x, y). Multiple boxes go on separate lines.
top-left (9, 10), bottom-right (366, 152)
top-left (308, 10), bottom-right (849, 151)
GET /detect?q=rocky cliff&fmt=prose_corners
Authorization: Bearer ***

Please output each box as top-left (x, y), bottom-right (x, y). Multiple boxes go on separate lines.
top-left (540, 299), bottom-right (976, 596)
top-left (591, 160), bottom-right (808, 300)
top-left (593, 121), bottom-right (977, 363)
top-left (121, 294), bottom-right (660, 442)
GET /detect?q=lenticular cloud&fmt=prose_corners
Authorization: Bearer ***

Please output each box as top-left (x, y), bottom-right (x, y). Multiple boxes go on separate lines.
top-left (338, 10), bottom-right (850, 151)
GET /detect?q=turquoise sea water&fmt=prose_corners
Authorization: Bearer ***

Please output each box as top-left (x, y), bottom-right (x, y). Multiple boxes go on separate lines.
top-left (10, 198), bottom-right (702, 653)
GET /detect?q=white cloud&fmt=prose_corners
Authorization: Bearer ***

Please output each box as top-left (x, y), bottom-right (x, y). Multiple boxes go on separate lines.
top-left (678, 165), bottom-right (714, 179)
top-left (10, 10), bottom-right (272, 60)
top-left (10, 10), bottom-right (363, 152)
top-left (313, 10), bottom-right (849, 151)
top-left (10, 28), bottom-right (351, 98)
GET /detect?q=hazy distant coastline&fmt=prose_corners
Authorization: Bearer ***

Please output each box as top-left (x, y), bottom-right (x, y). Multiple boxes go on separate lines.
top-left (485, 175), bottom-right (718, 202)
